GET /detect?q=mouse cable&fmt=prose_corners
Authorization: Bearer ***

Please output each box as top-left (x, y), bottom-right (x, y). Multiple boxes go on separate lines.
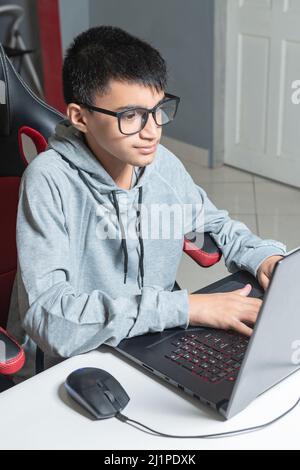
top-left (115, 395), bottom-right (300, 439)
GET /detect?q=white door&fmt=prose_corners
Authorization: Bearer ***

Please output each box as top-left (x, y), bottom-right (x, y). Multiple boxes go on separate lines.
top-left (225, 0), bottom-right (300, 188)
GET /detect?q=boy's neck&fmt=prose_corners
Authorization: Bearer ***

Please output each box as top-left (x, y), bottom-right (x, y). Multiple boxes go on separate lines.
top-left (84, 133), bottom-right (134, 190)
top-left (114, 165), bottom-right (134, 190)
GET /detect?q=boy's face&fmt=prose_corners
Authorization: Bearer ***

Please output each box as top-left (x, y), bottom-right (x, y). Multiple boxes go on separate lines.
top-left (67, 80), bottom-right (165, 169)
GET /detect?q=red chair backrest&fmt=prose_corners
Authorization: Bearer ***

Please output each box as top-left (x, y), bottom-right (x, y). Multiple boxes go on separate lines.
top-left (0, 128), bottom-right (51, 327)
top-left (0, 177), bottom-right (21, 327)
top-left (0, 126), bottom-right (51, 327)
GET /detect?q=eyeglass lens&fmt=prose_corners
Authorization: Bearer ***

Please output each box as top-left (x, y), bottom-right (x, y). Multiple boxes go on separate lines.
top-left (119, 100), bottom-right (177, 135)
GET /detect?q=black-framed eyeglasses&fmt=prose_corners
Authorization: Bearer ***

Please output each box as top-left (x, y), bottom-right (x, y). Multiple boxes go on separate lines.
top-left (78, 92), bottom-right (180, 136)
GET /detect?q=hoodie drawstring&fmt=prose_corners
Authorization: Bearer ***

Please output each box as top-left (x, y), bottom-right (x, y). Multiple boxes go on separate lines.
top-left (111, 187), bottom-right (144, 288)
top-left (137, 186), bottom-right (144, 288)
top-left (112, 191), bottom-right (128, 284)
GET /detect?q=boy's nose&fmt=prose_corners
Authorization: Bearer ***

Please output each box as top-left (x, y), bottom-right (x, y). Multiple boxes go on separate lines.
top-left (139, 113), bottom-right (160, 138)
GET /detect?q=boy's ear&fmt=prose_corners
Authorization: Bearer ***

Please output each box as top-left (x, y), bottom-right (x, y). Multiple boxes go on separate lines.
top-left (67, 103), bottom-right (88, 133)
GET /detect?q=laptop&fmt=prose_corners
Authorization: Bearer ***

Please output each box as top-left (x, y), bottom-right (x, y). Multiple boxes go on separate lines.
top-left (115, 246), bottom-right (300, 419)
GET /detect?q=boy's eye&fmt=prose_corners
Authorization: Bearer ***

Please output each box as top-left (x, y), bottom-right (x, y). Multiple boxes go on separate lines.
top-left (123, 109), bottom-right (145, 121)
top-left (124, 112), bottom-right (136, 120)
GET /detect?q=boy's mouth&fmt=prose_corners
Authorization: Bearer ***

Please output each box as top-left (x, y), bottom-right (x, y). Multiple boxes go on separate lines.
top-left (134, 143), bottom-right (158, 154)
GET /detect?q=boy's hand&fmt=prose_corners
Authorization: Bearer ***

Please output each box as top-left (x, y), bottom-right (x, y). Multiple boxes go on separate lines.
top-left (256, 255), bottom-right (285, 291)
top-left (188, 284), bottom-right (262, 337)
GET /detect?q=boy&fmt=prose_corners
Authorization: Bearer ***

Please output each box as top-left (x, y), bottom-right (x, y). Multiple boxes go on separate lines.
top-left (7, 26), bottom-right (286, 382)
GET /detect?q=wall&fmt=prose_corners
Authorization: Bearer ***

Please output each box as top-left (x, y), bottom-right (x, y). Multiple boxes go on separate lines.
top-left (59, 0), bottom-right (89, 55)
top-left (89, 0), bottom-right (215, 155)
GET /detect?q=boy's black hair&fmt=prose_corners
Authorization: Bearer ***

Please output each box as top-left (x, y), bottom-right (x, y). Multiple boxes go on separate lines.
top-left (62, 25), bottom-right (168, 106)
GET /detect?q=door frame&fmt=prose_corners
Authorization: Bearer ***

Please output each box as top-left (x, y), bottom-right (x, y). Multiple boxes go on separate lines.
top-left (211, 0), bottom-right (228, 168)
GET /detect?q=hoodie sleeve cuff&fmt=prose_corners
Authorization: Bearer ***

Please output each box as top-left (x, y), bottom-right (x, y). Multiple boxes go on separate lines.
top-left (241, 243), bottom-right (287, 278)
top-left (162, 288), bottom-right (190, 330)
top-left (125, 286), bottom-right (190, 340)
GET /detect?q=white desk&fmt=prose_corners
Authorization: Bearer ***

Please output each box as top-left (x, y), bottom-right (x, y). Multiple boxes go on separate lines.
top-left (0, 345), bottom-right (300, 450)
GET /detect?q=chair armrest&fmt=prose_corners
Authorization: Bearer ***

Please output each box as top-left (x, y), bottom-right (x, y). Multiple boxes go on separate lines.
top-left (0, 327), bottom-right (25, 375)
top-left (183, 231), bottom-right (222, 268)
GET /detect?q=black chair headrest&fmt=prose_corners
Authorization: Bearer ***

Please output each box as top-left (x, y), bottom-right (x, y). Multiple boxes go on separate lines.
top-left (0, 42), bottom-right (65, 176)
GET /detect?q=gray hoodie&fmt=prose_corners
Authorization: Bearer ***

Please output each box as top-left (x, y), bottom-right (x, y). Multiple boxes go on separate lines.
top-left (7, 120), bottom-right (287, 382)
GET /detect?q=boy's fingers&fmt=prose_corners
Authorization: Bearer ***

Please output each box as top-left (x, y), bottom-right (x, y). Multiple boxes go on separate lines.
top-left (231, 319), bottom-right (253, 337)
top-left (259, 272), bottom-right (269, 291)
top-left (238, 296), bottom-right (263, 311)
top-left (240, 310), bottom-right (258, 324)
top-left (235, 284), bottom-right (252, 297)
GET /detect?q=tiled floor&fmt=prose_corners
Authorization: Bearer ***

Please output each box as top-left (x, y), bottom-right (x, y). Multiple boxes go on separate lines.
top-left (176, 157), bottom-right (300, 293)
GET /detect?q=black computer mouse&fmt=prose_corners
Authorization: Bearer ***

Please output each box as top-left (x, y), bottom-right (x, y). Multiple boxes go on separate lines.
top-left (64, 367), bottom-right (130, 419)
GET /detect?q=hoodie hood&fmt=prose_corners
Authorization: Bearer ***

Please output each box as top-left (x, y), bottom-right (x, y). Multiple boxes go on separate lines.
top-left (47, 119), bottom-right (155, 193)
top-left (47, 119), bottom-right (151, 287)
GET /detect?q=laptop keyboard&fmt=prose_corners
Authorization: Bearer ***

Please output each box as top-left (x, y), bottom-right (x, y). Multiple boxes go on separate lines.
top-left (165, 330), bottom-right (249, 384)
